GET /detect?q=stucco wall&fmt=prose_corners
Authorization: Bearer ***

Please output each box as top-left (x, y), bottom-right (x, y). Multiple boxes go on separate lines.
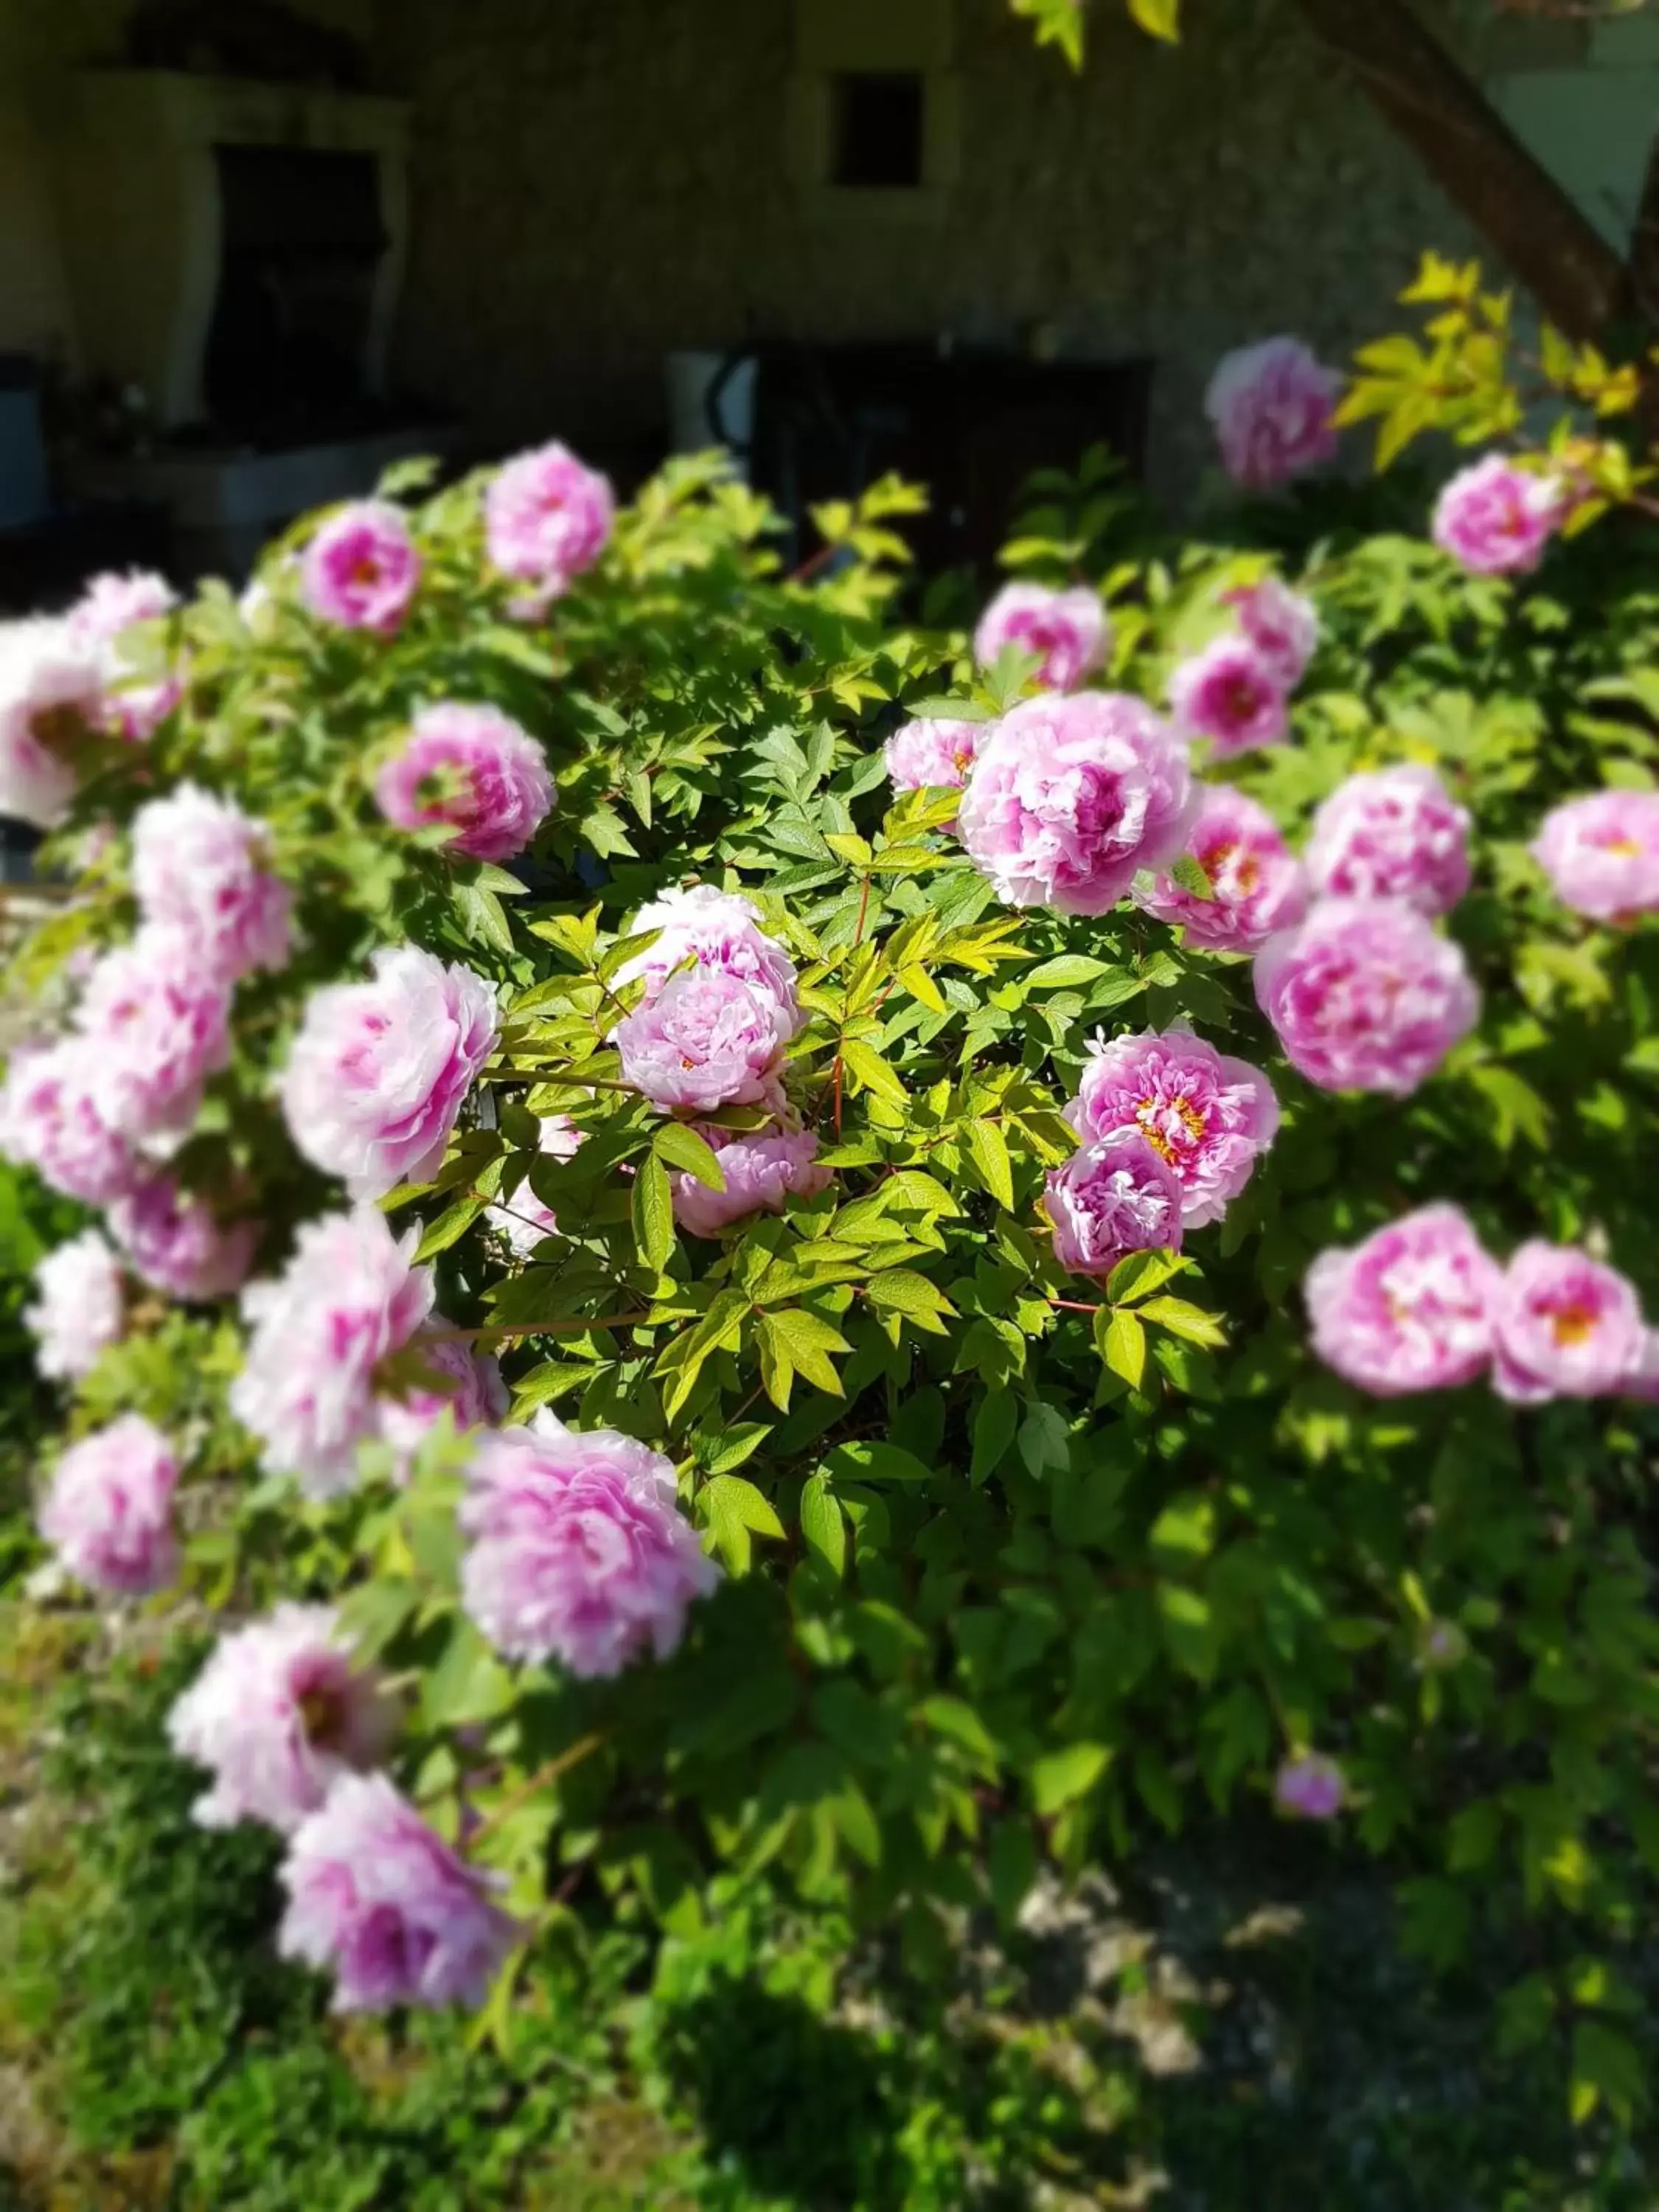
top-left (0, 0), bottom-right (379, 364)
top-left (376, 0), bottom-right (1488, 503)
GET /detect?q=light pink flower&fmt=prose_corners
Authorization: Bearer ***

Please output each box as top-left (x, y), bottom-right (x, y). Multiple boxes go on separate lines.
top-left (1492, 1242), bottom-right (1645, 1404)
top-left (957, 691), bottom-right (1195, 916)
top-left (485, 440), bottom-right (614, 603)
top-left (105, 677), bottom-right (183, 744)
top-left (1225, 576), bottom-right (1320, 688)
top-left (375, 703), bottom-right (555, 863)
top-left (279, 1772), bottom-right (517, 2012)
top-left (672, 1124), bottom-right (830, 1237)
top-left (487, 1113), bottom-right (585, 1256)
top-left (884, 717), bottom-right (986, 817)
top-left (1204, 338), bottom-right (1342, 490)
top-left (130, 783), bottom-right (292, 983)
top-left (615, 970), bottom-right (795, 1113)
top-left (167, 1604), bottom-right (394, 1834)
top-left (1135, 787), bottom-right (1310, 953)
top-left (378, 1324), bottom-right (508, 1477)
top-left (1043, 1130), bottom-right (1184, 1279)
top-left (1304, 1203), bottom-right (1502, 1395)
top-left (1305, 765), bottom-right (1472, 918)
top-left (301, 502), bottom-right (421, 634)
top-left (1531, 789), bottom-right (1659, 925)
top-left (973, 584), bottom-right (1109, 692)
top-left (1068, 1028), bottom-right (1278, 1229)
top-left (38, 1413), bottom-right (178, 1595)
top-left (1253, 898), bottom-right (1478, 1096)
top-left (459, 1411), bottom-right (719, 1677)
top-left (611, 883), bottom-right (801, 1020)
top-left (1168, 635), bottom-right (1289, 757)
top-left (0, 1039), bottom-right (141, 1204)
top-left (74, 928), bottom-right (232, 1141)
top-left (230, 1208), bottom-right (434, 1498)
top-left (1432, 455), bottom-right (1560, 577)
top-left (108, 1175), bottom-right (257, 1301)
top-left (24, 1228), bottom-right (125, 1381)
top-left (67, 569), bottom-right (178, 648)
top-left (0, 616), bottom-right (104, 827)
top-left (1275, 1753), bottom-right (1344, 1820)
top-left (279, 947), bottom-right (499, 1201)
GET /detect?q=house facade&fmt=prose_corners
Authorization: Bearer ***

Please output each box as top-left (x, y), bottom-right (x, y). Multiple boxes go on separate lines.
top-left (1, 0), bottom-right (1656, 529)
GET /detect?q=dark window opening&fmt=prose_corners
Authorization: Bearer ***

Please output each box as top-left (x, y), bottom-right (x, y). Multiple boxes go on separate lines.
top-left (830, 71), bottom-right (925, 189)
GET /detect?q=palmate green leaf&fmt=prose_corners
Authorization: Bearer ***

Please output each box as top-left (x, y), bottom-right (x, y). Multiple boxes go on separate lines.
top-left (700, 1473), bottom-right (786, 1573)
top-left (631, 1152), bottom-right (675, 1273)
top-left (799, 1470), bottom-right (847, 1576)
top-left (653, 1120), bottom-right (727, 1191)
top-left (962, 1118), bottom-right (1015, 1208)
top-left (1098, 1306), bottom-right (1147, 1390)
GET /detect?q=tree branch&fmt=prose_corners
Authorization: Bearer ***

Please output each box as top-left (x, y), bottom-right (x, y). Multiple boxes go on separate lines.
top-left (1290, 0), bottom-right (1636, 340)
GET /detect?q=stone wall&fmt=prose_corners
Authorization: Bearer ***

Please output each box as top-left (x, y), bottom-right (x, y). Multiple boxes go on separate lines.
top-left (375, 0), bottom-right (1486, 505)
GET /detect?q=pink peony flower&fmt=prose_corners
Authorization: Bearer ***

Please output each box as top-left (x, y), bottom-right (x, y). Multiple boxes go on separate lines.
top-left (0, 1039), bottom-right (141, 1204)
top-left (884, 716), bottom-right (986, 818)
top-left (1432, 455), bottom-right (1560, 577)
top-left (375, 703), bottom-right (555, 863)
top-left (105, 677), bottom-right (183, 744)
top-left (130, 783), bottom-right (293, 983)
top-left (301, 501), bottom-right (421, 633)
top-left (24, 1228), bottom-right (125, 1381)
top-left (1253, 898), bottom-right (1478, 1096)
top-left (1225, 575), bottom-right (1320, 689)
top-left (108, 1175), bottom-right (258, 1301)
top-left (1531, 790), bottom-right (1659, 925)
top-left (74, 928), bottom-right (232, 1141)
top-left (1135, 787), bottom-right (1310, 953)
top-left (611, 883), bottom-right (801, 1018)
top-left (1043, 1130), bottom-right (1184, 1279)
top-left (956, 691), bottom-right (1195, 916)
top-left (0, 616), bottom-right (104, 827)
top-left (279, 1772), bottom-right (517, 2012)
top-left (378, 1324), bottom-right (509, 1477)
top-left (1068, 1028), bottom-right (1279, 1229)
top-left (973, 584), bottom-right (1109, 693)
top-left (487, 1113), bottom-right (585, 1256)
top-left (485, 440), bottom-right (615, 603)
top-left (460, 1411), bottom-right (719, 1677)
top-left (279, 947), bottom-right (499, 1201)
top-left (230, 1208), bottom-right (434, 1498)
top-left (1167, 635), bottom-right (1289, 757)
top-left (672, 1124), bottom-right (830, 1238)
top-left (167, 1603), bottom-right (394, 1834)
top-left (1205, 338), bottom-right (1343, 490)
top-left (67, 569), bottom-right (178, 648)
top-left (1275, 1753), bottom-right (1344, 1820)
top-left (1304, 1203), bottom-right (1502, 1395)
top-left (615, 969), bottom-right (795, 1113)
top-left (38, 1413), bottom-right (178, 1595)
top-left (1305, 765), bottom-right (1472, 918)
top-left (1492, 1242), bottom-right (1645, 1405)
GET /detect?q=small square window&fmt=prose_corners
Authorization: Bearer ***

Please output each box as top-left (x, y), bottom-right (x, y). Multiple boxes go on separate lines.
top-left (830, 70), bottom-right (925, 189)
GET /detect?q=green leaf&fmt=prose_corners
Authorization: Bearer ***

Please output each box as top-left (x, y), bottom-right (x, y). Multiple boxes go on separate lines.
top-left (1128, 0), bottom-right (1180, 38)
top-left (963, 1119), bottom-right (1015, 1209)
top-left (970, 1392), bottom-right (1018, 1485)
top-left (653, 1121), bottom-right (727, 1192)
top-left (865, 1269), bottom-right (956, 1331)
top-left (1099, 1307), bottom-right (1147, 1389)
top-left (1168, 852), bottom-right (1214, 900)
top-left (1138, 1295), bottom-right (1226, 1348)
top-left (1105, 1249), bottom-right (1186, 1304)
top-left (510, 1359), bottom-right (599, 1416)
top-left (1023, 953), bottom-right (1115, 989)
top-left (1571, 2020), bottom-right (1644, 2125)
top-left (824, 1439), bottom-right (934, 1485)
top-left (989, 1817), bottom-right (1039, 1929)
top-left (453, 880), bottom-right (517, 956)
top-left (1150, 1493), bottom-right (1216, 1571)
top-left (1032, 1741), bottom-right (1111, 1816)
top-left (631, 1152), bottom-right (675, 1274)
top-left (415, 1192), bottom-right (487, 1260)
top-left (800, 1471), bottom-right (847, 1577)
top-left (1017, 1400), bottom-right (1071, 1478)
top-left (841, 1038), bottom-right (908, 1108)
top-left (422, 1615), bottom-right (515, 1731)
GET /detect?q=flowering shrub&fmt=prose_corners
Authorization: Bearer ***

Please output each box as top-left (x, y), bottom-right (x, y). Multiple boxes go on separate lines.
top-left (7, 364), bottom-right (1659, 2135)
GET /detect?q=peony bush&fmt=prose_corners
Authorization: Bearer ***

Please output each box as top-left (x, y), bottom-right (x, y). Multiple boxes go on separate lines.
top-left (7, 347), bottom-right (1659, 2131)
